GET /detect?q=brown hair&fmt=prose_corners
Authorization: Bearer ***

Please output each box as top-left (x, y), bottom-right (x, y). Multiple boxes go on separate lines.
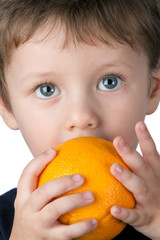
top-left (0, 0), bottom-right (160, 110)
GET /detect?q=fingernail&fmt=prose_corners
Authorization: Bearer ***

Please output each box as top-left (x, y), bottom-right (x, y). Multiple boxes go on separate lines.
top-left (139, 122), bottom-right (146, 132)
top-left (72, 174), bottom-right (82, 183)
top-left (82, 191), bottom-right (93, 200)
top-left (91, 219), bottom-right (97, 227)
top-left (113, 206), bottom-right (121, 214)
top-left (46, 148), bottom-right (54, 154)
top-left (118, 138), bottom-right (126, 148)
top-left (115, 164), bottom-right (123, 173)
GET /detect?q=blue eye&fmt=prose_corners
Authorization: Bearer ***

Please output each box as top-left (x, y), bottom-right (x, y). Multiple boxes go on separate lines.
top-left (35, 84), bottom-right (60, 99)
top-left (98, 76), bottom-right (122, 91)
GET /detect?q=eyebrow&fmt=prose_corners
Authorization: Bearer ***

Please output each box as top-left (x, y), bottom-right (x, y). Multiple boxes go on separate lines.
top-left (103, 60), bottom-right (134, 69)
top-left (20, 72), bottom-right (56, 82)
top-left (95, 61), bottom-right (134, 75)
top-left (20, 60), bottom-right (134, 83)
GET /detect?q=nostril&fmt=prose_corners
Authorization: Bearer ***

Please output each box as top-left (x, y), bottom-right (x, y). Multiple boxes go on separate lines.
top-left (65, 113), bottom-right (99, 131)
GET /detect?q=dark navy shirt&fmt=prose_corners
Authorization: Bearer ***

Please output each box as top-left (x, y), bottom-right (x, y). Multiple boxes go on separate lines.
top-left (0, 188), bottom-right (151, 240)
top-left (0, 189), bottom-right (16, 240)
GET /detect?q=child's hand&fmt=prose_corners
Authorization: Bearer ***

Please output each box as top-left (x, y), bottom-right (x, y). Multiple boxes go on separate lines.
top-left (110, 121), bottom-right (160, 240)
top-left (10, 148), bottom-right (97, 240)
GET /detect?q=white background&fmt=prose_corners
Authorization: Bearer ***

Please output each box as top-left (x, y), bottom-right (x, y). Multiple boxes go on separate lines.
top-left (0, 106), bottom-right (160, 195)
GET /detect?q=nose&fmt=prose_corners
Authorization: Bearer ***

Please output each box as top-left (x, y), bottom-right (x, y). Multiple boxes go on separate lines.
top-left (65, 103), bottom-right (99, 131)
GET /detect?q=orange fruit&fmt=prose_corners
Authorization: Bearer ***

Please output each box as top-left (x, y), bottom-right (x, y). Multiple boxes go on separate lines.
top-left (38, 137), bottom-right (135, 240)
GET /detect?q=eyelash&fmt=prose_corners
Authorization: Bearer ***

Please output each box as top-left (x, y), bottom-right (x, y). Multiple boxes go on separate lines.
top-left (32, 81), bottom-right (55, 93)
top-left (31, 73), bottom-right (125, 93)
top-left (102, 73), bottom-right (125, 81)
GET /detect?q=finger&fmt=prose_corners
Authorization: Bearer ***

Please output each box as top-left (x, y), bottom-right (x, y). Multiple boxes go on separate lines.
top-left (111, 206), bottom-right (146, 228)
top-left (111, 206), bottom-right (139, 225)
top-left (31, 174), bottom-right (85, 211)
top-left (17, 148), bottom-right (56, 202)
top-left (113, 136), bottom-right (152, 178)
top-left (52, 218), bottom-right (98, 240)
top-left (40, 191), bottom-right (94, 224)
top-left (110, 163), bottom-right (148, 202)
top-left (135, 121), bottom-right (160, 173)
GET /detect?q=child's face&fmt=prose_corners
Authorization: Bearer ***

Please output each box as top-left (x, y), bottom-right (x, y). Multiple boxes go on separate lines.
top-left (4, 30), bottom-right (154, 156)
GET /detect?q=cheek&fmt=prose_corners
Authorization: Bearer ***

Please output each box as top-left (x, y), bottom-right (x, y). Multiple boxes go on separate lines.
top-left (114, 114), bottom-right (138, 147)
top-left (12, 108), bottom-right (62, 156)
top-left (103, 101), bottom-right (147, 148)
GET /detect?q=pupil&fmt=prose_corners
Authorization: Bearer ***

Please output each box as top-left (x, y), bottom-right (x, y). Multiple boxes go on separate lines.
top-left (103, 77), bottom-right (117, 89)
top-left (108, 79), bottom-right (113, 85)
top-left (41, 85), bottom-right (55, 96)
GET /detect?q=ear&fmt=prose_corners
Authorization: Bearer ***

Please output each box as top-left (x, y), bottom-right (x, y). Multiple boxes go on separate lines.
top-left (0, 97), bottom-right (19, 130)
top-left (147, 68), bottom-right (160, 115)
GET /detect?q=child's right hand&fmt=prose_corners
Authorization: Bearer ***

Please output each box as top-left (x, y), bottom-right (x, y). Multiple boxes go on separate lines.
top-left (9, 148), bottom-right (97, 240)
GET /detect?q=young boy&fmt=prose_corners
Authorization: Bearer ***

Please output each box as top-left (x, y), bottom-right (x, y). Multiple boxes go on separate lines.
top-left (0, 0), bottom-right (160, 239)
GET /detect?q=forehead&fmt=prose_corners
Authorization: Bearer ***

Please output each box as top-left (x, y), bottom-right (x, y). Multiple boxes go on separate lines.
top-left (6, 28), bottom-right (150, 84)
top-left (9, 26), bottom-right (149, 63)
top-left (28, 21), bottom-right (144, 51)
top-left (11, 23), bottom-right (147, 59)
top-left (6, 17), bottom-right (149, 70)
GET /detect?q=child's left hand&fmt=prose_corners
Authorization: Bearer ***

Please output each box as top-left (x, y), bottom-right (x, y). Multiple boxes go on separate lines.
top-left (110, 121), bottom-right (160, 240)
